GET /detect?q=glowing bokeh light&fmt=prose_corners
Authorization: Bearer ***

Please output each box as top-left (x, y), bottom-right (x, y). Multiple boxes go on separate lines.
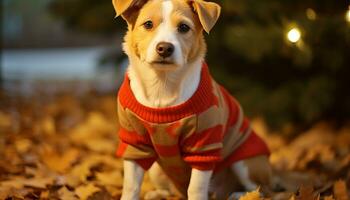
top-left (306, 8), bottom-right (316, 20)
top-left (287, 28), bottom-right (301, 43)
top-left (346, 7), bottom-right (350, 23)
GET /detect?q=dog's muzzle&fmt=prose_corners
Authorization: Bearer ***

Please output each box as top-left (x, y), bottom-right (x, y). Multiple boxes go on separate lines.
top-left (156, 42), bottom-right (174, 58)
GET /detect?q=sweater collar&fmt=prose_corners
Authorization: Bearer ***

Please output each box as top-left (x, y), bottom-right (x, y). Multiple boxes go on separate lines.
top-left (118, 62), bottom-right (216, 123)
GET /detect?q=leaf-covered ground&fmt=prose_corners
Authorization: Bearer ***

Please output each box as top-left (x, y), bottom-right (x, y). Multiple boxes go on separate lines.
top-left (0, 83), bottom-right (349, 200)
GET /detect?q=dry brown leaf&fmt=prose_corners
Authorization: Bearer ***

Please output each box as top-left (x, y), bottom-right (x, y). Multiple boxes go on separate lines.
top-left (75, 183), bottom-right (100, 200)
top-left (0, 186), bottom-right (33, 200)
top-left (0, 111), bottom-right (12, 129)
top-left (0, 178), bottom-right (25, 189)
top-left (42, 147), bottom-right (80, 173)
top-left (69, 112), bottom-right (115, 143)
top-left (84, 138), bottom-right (115, 153)
top-left (0, 177), bottom-right (53, 189)
top-left (14, 138), bottom-right (32, 153)
top-left (324, 195), bottom-right (335, 200)
top-left (273, 171), bottom-right (320, 192)
top-left (0, 160), bottom-right (24, 174)
top-left (68, 155), bottom-right (102, 183)
top-left (40, 190), bottom-right (49, 199)
top-left (105, 185), bottom-right (122, 198)
top-left (22, 177), bottom-right (54, 189)
top-left (333, 180), bottom-right (349, 200)
top-left (61, 174), bottom-right (81, 187)
top-left (0, 186), bottom-right (14, 199)
top-left (239, 189), bottom-right (262, 200)
top-left (58, 186), bottom-right (78, 200)
top-left (68, 154), bottom-right (122, 184)
top-left (272, 192), bottom-right (294, 200)
top-left (298, 185), bottom-right (316, 200)
top-left (41, 116), bottom-right (56, 135)
top-left (96, 171), bottom-right (123, 187)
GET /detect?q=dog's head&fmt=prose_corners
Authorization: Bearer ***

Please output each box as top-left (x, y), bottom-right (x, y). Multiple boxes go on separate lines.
top-left (113, 0), bottom-right (221, 70)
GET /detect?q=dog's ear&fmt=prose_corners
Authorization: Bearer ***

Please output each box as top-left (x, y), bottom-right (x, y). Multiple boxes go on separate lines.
top-left (112, 0), bottom-right (146, 26)
top-left (189, 0), bottom-right (221, 33)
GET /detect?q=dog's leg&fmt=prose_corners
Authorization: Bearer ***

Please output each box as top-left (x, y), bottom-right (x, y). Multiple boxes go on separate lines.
top-left (231, 156), bottom-right (272, 194)
top-left (231, 161), bottom-right (258, 191)
top-left (188, 169), bottom-right (213, 200)
top-left (121, 160), bottom-right (145, 200)
top-left (144, 163), bottom-right (172, 200)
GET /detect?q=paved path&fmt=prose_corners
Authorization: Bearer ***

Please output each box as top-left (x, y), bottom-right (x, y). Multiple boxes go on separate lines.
top-left (2, 47), bottom-right (115, 80)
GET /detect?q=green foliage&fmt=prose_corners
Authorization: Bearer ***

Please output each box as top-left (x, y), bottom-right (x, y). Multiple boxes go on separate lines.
top-left (49, 0), bottom-right (350, 130)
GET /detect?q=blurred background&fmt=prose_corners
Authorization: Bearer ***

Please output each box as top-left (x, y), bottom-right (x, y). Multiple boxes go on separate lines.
top-left (2, 0), bottom-right (350, 132)
top-left (1, 0), bottom-right (350, 199)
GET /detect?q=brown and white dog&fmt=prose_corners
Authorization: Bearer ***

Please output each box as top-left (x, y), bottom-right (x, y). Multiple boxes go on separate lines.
top-left (112, 0), bottom-right (272, 199)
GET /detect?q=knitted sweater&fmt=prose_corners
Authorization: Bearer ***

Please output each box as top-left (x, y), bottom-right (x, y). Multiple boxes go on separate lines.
top-left (116, 63), bottom-right (270, 195)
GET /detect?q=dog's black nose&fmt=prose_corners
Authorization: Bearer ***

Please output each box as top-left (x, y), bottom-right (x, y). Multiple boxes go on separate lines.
top-left (156, 42), bottom-right (174, 58)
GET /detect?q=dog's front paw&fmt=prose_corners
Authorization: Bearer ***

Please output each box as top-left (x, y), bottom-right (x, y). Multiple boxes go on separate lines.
top-left (144, 189), bottom-right (170, 200)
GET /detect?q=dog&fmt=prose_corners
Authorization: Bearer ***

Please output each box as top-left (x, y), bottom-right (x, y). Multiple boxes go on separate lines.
top-left (112, 0), bottom-right (272, 199)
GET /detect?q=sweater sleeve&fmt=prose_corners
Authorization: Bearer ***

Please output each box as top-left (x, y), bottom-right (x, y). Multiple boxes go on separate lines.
top-left (116, 101), bottom-right (157, 170)
top-left (181, 125), bottom-right (224, 170)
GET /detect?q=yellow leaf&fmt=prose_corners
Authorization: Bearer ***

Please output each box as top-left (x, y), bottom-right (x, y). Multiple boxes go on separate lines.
top-left (58, 186), bottom-right (78, 200)
top-left (75, 183), bottom-right (100, 200)
top-left (41, 117), bottom-right (56, 135)
top-left (105, 185), bottom-right (122, 198)
top-left (22, 177), bottom-right (54, 189)
top-left (42, 147), bottom-right (80, 173)
top-left (334, 180), bottom-right (349, 200)
top-left (96, 171), bottom-right (123, 187)
top-left (84, 138), bottom-right (115, 153)
top-left (239, 189), bottom-right (262, 200)
top-left (0, 177), bottom-right (53, 189)
top-left (0, 179), bottom-right (23, 189)
top-left (15, 138), bottom-right (32, 153)
top-left (40, 190), bottom-right (49, 199)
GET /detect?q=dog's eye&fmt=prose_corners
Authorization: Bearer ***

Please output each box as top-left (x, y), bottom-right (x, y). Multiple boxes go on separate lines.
top-left (178, 23), bottom-right (190, 33)
top-left (143, 21), bottom-right (153, 30)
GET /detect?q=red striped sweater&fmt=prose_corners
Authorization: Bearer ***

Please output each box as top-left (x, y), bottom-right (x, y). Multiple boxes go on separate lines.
top-left (116, 63), bottom-right (269, 195)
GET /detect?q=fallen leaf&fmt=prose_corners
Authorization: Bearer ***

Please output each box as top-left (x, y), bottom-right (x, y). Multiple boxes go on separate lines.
top-left (0, 178), bottom-right (25, 189)
top-left (40, 190), bottom-right (49, 199)
top-left (58, 186), bottom-right (78, 200)
top-left (105, 185), bottom-right (122, 198)
top-left (96, 171), bottom-right (123, 187)
top-left (41, 116), bottom-right (56, 135)
top-left (23, 177), bottom-right (54, 189)
top-left (84, 138), bottom-right (115, 153)
top-left (298, 185), bottom-right (316, 200)
top-left (75, 183), bottom-right (100, 200)
top-left (324, 195), bottom-right (335, 200)
top-left (272, 192), bottom-right (294, 200)
top-left (41, 147), bottom-right (80, 173)
top-left (69, 112), bottom-right (115, 144)
top-left (15, 138), bottom-right (32, 153)
top-left (68, 154), bottom-right (122, 184)
top-left (0, 111), bottom-right (12, 129)
top-left (239, 189), bottom-right (261, 200)
top-left (0, 177), bottom-right (53, 189)
top-left (333, 180), bottom-right (349, 200)
top-left (0, 160), bottom-right (24, 175)
top-left (0, 186), bottom-right (33, 200)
